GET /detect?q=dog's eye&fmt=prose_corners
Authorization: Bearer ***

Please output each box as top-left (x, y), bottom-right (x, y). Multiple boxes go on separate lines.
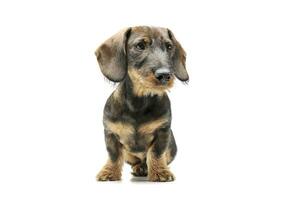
top-left (136, 41), bottom-right (146, 50)
top-left (165, 42), bottom-right (172, 51)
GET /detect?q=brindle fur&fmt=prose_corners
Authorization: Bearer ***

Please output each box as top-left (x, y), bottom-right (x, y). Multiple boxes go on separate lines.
top-left (95, 26), bottom-right (188, 182)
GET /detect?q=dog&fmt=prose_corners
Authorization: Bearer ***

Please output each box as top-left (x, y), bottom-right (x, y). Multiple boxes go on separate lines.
top-left (95, 26), bottom-right (189, 182)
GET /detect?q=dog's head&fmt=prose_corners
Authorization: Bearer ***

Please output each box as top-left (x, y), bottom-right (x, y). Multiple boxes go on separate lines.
top-left (95, 26), bottom-right (188, 96)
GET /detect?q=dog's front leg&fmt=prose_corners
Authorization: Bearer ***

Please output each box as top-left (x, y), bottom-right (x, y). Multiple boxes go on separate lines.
top-left (147, 128), bottom-right (175, 182)
top-left (96, 131), bottom-right (124, 181)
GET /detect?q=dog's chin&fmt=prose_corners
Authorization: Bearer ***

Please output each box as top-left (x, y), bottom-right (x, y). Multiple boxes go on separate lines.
top-left (151, 79), bottom-right (174, 90)
top-left (128, 69), bottom-right (174, 96)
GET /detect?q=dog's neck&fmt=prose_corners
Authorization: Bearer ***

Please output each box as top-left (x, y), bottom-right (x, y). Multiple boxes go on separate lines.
top-left (121, 75), bottom-right (163, 112)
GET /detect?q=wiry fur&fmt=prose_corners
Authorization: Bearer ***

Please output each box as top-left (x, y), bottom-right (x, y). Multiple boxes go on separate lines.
top-left (95, 26), bottom-right (188, 182)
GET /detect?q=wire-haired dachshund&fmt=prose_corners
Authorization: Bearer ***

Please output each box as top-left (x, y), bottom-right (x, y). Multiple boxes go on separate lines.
top-left (95, 26), bottom-right (189, 182)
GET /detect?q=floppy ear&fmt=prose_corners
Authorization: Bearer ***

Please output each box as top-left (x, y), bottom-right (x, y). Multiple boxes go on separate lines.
top-left (168, 29), bottom-right (189, 82)
top-left (95, 28), bottom-right (132, 82)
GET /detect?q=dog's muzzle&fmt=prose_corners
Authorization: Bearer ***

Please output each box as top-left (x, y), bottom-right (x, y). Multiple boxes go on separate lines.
top-left (154, 68), bottom-right (172, 85)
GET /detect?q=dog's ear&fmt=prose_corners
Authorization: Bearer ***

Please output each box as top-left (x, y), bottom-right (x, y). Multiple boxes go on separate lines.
top-left (95, 28), bottom-right (132, 82)
top-left (168, 29), bottom-right (189, 82)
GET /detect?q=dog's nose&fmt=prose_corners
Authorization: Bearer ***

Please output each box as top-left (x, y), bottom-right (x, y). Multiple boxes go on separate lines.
top-left (154, 68), bottom-right (171, 84)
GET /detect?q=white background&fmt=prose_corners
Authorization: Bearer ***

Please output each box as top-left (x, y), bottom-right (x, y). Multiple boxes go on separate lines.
top-left (0, 0), bottom-right (282, 199)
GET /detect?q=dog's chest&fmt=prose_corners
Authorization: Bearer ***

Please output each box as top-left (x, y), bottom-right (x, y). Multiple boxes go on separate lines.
top-left (120, 130), bottom-right (154, 152)
top-left (105, 118), bottom-right (167, 152)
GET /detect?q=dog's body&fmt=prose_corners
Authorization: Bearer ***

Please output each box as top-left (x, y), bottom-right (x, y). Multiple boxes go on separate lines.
top-left (95, 26), bottom-right (188, 182)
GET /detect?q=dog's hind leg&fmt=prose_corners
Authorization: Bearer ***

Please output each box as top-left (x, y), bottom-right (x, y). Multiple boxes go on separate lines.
top-left (131, 162), bottom-right (148, 177)
top-left (124, 151), bottom-right (148, 177)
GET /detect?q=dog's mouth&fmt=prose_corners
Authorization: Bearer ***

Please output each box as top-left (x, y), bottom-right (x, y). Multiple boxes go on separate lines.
top-left (152, 73), bottom-right (174, 88)
top-left (128, 68), bottom-right (174, 96)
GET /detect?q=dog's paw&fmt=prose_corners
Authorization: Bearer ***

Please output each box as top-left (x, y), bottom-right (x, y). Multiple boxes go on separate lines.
top-left (96, 169), bottom-right (121, 181)
top-left (131, 163), bottom-right (148, 177)
top-left (148, 169), bottom-right (175, 182)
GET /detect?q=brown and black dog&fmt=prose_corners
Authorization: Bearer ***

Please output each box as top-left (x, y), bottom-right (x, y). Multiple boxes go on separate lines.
top-left (95, 26), bottom-right (189, 182)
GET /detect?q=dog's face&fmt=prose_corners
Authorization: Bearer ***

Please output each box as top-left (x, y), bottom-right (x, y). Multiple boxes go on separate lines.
top-left (95, 26), bottom-right (188, 96)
